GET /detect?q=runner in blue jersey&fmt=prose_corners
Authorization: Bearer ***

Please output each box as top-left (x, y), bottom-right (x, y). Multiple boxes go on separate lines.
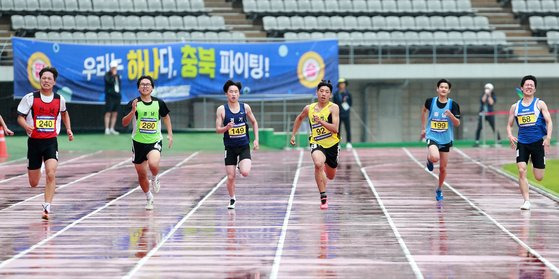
top-left (215, 80), bottom-right (259, 209)
top-left (506, 75), bottom-right (553, 210)
top-left (421, 79), bottom-right (461, 201)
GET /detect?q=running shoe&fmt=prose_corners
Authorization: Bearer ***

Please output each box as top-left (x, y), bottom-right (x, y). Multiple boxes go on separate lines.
top-left (426, 160), bottom-right (434, 171)
top-left (228, 199), bottom-right (236, 209)
top-left (41, 204), bottom-right (49, 220)
top-left (320, 197), bottom-right (328, 209)
top-left (145, 196), bottom-right (154, 210)
top-left (435, 188), bottom-right (443, 201)
top-left (520, 200), bottom-right (531, 210)
top-left (151, 176), bottom-right (160, 193)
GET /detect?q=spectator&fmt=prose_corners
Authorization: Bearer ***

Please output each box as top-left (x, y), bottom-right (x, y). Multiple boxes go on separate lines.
top-left (333, 78), bottom-right (352, 150)
top-left (104, 61), bottom-right (121, 135)
top-left (474, 83), bottom-right (501, 147)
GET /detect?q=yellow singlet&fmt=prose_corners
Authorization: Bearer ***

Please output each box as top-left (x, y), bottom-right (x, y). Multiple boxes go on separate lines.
top-left (308, 102), bottom-right (340, 148)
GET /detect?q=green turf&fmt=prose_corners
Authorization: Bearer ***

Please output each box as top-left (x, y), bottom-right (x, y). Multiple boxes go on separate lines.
top-left (502, 160), bottom-right (559, 196)
top-left (2, 133), bottom-right (276, 162)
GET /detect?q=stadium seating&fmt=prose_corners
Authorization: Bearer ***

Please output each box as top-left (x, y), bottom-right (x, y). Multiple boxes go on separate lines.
top-left (31, 31), bottom-right (247, 44)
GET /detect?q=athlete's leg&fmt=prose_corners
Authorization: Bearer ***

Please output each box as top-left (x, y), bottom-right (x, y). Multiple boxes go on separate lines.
top-left (225, 165), bottom-right (236, 197)
top-left (28, 169), bottom-right (41, 187)
top-left (428, 144), bottom-right (440, 163)
top-left (311, 151), bottom-right (327, 193)
top-left (533, 168), bottom-right (545, 181)
top-left (135, 161), bottom-right (150, 193)
top-left (438, 152), bottom-right (449, 188)
top-left (43, 158), bottom-right (58, 203)
top-left (238, 158), bottom-right (251, 177)
top-left (517, 162), bottom-right (529, 201)
top-left (324, 165), bottom-right (336, 180)
top-left (146, 150), bottom-right (161, 177)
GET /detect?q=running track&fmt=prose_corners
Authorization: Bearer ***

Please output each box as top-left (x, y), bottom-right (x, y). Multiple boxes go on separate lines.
top-left (0, 147), bottom-right (557, 278)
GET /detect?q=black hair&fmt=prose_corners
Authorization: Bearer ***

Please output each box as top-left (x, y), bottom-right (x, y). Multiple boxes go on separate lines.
top-left (437, 79), bottom-right (451, 89)
top-left (137, 75), bottom-right (154, 88)
top-left (520, 75), bottom-right (537, 88)
top-left (39, 67), bottom-right (58, 80)
top-left (317, 80), bottom-right (333, 92)
top-left (223, 80), bottom-right (242, 93)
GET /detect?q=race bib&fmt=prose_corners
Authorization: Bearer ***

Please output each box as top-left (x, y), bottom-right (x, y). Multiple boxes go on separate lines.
top-left (430, 120), bottom-right (448, 131)
top-left (35, 116), bottom-right (55, 132)
top-left (517, 114), bottom-right (536, 125)
top-left (313, 125), bottom-right (332, 141)
top-left (139, 118), bottom-right (157, 134)
top-left (229, 125), bottom-right (246, 136)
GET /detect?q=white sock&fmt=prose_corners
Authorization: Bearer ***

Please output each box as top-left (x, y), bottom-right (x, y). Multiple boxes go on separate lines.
top-left (42, 202), bottom-right (51, 212)
top-left (230, 195), bottom-right (236, 200)
top-left (146, 191), bottom-right (153, 200)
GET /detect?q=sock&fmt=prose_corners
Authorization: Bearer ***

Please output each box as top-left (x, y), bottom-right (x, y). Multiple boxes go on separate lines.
top-left (230, 195), bottom-right (236, 200)
top-left (436, 186), bottom-right (442, 191)
top-left (146, 191), bottom-right (153, 200)
top-left (42, 202), bottom-right (51, 212)
top-left (320, 192), bottom-right (327, 199)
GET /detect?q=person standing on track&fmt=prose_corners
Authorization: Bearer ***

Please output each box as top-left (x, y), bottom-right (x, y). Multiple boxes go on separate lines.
top-left (215, 80), bottom-right (259, 210)
top-left (421, 79), bottom-right (461, 201)
top-left (16, 67), bottom-right (74, 220)
top-left (122, 75), bottom-right (173, 210)
top-left (506, 75), bottom-right (553, 210)
top-left (290, 80), bottom-right (340, 210)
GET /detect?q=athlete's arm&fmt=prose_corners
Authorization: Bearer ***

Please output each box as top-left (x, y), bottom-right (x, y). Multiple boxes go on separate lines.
top-left (316, 104), bottom-right (339, 134)
top-left (0, 115), bottom-right (13, 136)
top-left (444, 102), bottom-right (460, 127)
top-left (245, 103), bottom-right (259, 150)
top-left (420, 106), bottom-right (428, 139)
top-left (290, 105), bottom-right (309, 146)
top-left (162, 114), bottom-right (173, 148)
top-left (506, 104), bottom-right (518, 150)
top-left (215, 105), bottom-right (234, 134)
top-left (122, 99), bottom-right (137, 127)
top-left (538, 101), bottom-right (553, 149)
top-left (61, 111), bottom-right (73, 141)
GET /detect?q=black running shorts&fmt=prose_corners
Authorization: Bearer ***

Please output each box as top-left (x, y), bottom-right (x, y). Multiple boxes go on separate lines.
top-left (27, 137), bottom-right (58, 170)
top-left (427, 139), bottom-right (453, 153)
top-left (224, 144), bottom-right (251, 166)
top-left (516, 139), bottom-right (545, 169)
top-left (132, 140), bottom-right (162, 164)
top-left (310, 143), bottom-right (339, 169)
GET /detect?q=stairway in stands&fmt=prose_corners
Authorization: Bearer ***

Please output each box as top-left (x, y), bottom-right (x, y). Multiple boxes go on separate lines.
top-left (471, 0), bottom-right (555, 62)
top-left (0, 16), bottom-right (13, 66)
top-left (203, 0), bottom-right (266, 40)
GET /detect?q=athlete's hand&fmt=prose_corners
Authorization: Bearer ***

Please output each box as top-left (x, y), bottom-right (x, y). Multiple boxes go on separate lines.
top-left (444, 110), bottom-right (454, 117)
top-left (225, 121), bottom-right (235, 131)
top-left (167, 134), bottom-right (173, 148)
top-left (290, 135), bottom-right (296, 146)
top-left (67, 129), bottom-right (74, 141)
top-left (543, 137), bottom-right (551, 152)
top-left (253, 139), bottom-right (259, 150)
top-left (24, 124), bottom-right (34, 135)
top-left (131, 99), bottom-right (138, 113)
top-left (508, 135), bottom-right (518, 150)
top-left (313, 115), bottom-right (321, 123)
top-left (420, 129), bottom-right (426, 140)
top-left (3, 127), bottom-right (14, 136)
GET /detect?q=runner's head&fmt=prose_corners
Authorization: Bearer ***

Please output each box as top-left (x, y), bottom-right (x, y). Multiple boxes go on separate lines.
top-left (137, 75), bottom-right (154, 96)
top-left (316, 80), bottom-right (332, 103)
top-left (223, 80), bottom-right (242, 103)
top-left (520, 75), bottom-right (537, 96)
top-left (436, 79), bottom-right (451, 97)
top-left (39, 67), bottom-right (58, 92)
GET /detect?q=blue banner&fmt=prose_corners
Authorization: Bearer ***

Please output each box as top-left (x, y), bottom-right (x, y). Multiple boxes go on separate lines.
top-left (12, 37), bottom-right (339, 103)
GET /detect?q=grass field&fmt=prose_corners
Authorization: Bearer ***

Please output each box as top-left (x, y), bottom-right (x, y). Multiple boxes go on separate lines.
top-left (2, 133), bottom-right (276, 162)
top-left (503, 160), bottom-right (559, 195)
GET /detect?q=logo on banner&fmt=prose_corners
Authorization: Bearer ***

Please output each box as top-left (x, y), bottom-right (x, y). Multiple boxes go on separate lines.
top-left (297, 51), bottom-right (325, 88)
top-left (27, 52), bottom-right (51, 89)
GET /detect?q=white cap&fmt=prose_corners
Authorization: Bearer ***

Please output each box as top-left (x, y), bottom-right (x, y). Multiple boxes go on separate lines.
top-left (109, 61), bottom-right (118, 68)
top-left (484, 83), bottom-right (494, 90)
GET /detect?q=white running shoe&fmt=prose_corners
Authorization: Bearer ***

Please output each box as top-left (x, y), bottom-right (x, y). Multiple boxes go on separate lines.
top-left (520, 200), bottom-right (531, 210)
top-left (151, 176), bottom-right (160, 193)
top-left (105, 128), bottom-right (111, 135)
top-left (110, 129), bottom-right (120, 135)
top-left (227, 199), bottom-right (236, 209)
top-left (346, 143), bottom-right (353, 150)
top-left (145, 197), bottom-right (154, 210)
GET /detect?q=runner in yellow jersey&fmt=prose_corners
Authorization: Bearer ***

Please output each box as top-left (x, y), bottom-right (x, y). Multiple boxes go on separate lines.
top-left (290, 80), bottom-right (340, 209)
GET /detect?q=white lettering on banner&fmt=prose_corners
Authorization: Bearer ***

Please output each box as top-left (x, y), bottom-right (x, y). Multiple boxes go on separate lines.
top-left (82, 53), bottom-right (121, 81)
top-left (159, 46), bottom-right (175, 79)
top-left (219, 50), bottom-right (270, 79)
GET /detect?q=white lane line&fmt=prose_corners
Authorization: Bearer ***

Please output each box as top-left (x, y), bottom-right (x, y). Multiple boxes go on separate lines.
top-left (269, 149), bottom-right (304, 279)
top-left (0, 150), bottom-right (102, 184)
top-left (454, 148), bottom-right (559, 203)
top-left (0, 152), bottom-right (199, 270)
top-left (353, 149), bottom-right (424, 279)
top-left (403, 147), bottom-right (559, 275)
top-left (0, 155), bottom-right (128, 213)
top-left (0, 157), bottom-right (26, 166)
top-left (123, 174), bottom-right (228, 279)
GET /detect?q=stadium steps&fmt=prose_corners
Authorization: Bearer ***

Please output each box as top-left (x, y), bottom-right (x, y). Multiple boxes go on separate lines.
top-left (204, 0), bottom-right (267, 39)
top-left (0, 17), bottom-right (13, 66)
